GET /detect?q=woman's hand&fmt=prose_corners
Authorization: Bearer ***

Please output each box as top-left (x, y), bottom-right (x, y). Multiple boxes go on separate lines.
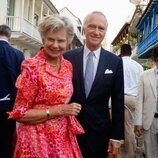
top-left (59, 102), bottom-right (82, 116)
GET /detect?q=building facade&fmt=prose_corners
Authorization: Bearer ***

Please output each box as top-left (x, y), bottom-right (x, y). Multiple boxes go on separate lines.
top-left (137, 0), bottom-right (158, 60)
top-left (0, 0), bottom-right (59, 58)
top-left (111, 0), bottom-right (151, 68)
top-left (0, 0), bottom-right (84, 58)
top-left (59, 7), bottom-right (83, 48)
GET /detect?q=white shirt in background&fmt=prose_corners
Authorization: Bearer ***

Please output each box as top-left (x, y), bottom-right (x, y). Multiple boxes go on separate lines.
top-left (122, 56), bottom-right (144, 96)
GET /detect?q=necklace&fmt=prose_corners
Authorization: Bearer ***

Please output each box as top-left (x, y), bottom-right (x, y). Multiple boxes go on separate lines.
top-left (50, 59), bottom-right (60, 74)
top-left (51, 62), bottom-right (59, 67)
top-left (50, 59), bottom-right (60, 68)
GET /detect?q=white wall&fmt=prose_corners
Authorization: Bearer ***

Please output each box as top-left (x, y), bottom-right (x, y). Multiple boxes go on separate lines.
top-left (60, 8), bottom-right (81, 34)
top-left (0, 0), bottom-right (7, 24)
top-left (60, 8), bottom-right (83, 44)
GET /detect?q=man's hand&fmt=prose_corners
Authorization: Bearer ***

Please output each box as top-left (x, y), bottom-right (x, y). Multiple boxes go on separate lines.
top-left (108, 140), bottom-right (121, 155)
top-left (134, 125), bottom-right (143, 137)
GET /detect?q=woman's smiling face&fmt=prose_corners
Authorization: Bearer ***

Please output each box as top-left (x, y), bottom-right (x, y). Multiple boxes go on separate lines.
top-left (43, 29), bottom-right (68, 60)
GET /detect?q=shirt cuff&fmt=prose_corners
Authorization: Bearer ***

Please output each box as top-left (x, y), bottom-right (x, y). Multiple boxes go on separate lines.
top-left (110, 139), bottom-right (121, 143)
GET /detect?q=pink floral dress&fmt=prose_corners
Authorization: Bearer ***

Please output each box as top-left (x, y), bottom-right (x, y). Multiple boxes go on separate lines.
top-left (8, 50), bottom-right (84, 158)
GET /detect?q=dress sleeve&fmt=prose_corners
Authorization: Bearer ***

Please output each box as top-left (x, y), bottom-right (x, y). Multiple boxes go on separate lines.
top-left (8, 60), bottom-right (39, 119)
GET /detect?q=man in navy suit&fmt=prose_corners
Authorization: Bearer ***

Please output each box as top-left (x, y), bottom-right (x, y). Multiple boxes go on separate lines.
top-left (64, 11), bottom-right (124, 158)
top-left (0, 25), bottom-right (24, 158)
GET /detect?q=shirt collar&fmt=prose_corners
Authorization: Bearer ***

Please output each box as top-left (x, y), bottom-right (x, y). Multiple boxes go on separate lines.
top-left (122, 56), bottom-right (131, 59)
top-left (0, 39), bottom-right (9, 43)
top-left (84, 45), bottom-right (101, 60)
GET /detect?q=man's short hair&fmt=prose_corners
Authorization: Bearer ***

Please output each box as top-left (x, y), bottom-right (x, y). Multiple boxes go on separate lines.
top-left (120, 44), bottom-right (132, 56)
top-left (121, 44), bottom-right (131, 53)
top-left (0, 25), bottom-right (11, 38)
top-left (151, 47), bottom-right (158, 61)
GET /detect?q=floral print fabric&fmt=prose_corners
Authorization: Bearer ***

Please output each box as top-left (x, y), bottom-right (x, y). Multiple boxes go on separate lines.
top-left (9, 50), bottom-right (84, 158)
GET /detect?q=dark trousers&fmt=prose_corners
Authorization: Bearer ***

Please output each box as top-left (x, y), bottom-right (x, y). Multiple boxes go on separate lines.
top-left (0, 112), bottom-right (16, 158)
top-left (77, 133), bottom-right (109, 158)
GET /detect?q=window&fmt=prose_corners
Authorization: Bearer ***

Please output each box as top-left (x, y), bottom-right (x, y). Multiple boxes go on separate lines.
top-left (156, 12), bottom-right (158, 26)
top-left (77, 26), bottom-right (81, 32)
top-left (34, 13), bottom-right (39, 26)
top-left (7, 0), bottom-right (15, 16)
top-left (148, 16), bottom-right (152, 33)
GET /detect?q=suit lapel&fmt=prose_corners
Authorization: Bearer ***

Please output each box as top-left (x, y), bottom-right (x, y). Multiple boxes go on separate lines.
top-left (75, 48), bottom-right (86, 97)
top-left (149, 68), bottom-right (157, 99)
top-left (88, 49), bottom-right (109, 98)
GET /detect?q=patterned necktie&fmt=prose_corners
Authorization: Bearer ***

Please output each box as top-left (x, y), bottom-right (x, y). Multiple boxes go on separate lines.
top-left (84, 52), bottom-right (94, 97)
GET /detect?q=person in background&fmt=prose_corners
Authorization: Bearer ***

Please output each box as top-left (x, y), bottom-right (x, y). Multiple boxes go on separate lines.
top-left (64, 11), bottom-right (124, 158)
top-left (0, 24), bottom-right (24, 158)
top-left (135, 48), bottom-right (158, 158)
top-left (119, 44), bottom-right (143, 158)
top-left (8, 14), bottom-right (84, 158)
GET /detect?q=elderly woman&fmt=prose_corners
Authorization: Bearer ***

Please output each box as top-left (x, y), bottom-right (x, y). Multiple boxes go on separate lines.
top-left (8, 15), bottom-right (84, 158)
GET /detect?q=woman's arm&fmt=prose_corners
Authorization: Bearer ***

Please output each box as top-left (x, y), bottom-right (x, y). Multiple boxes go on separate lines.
top-left (16, 102), bottom-right (81, 124)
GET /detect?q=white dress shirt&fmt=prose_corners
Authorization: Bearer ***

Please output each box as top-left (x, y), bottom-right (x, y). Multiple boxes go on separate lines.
top-left (122, 56), bottom-right (144, 96)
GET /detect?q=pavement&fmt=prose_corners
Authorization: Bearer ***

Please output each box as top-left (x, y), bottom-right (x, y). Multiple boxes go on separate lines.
top-left (119, 144), bottom-right (145, 158)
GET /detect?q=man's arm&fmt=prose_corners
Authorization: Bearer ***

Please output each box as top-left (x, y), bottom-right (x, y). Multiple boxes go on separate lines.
top-left (108, 58), bottom-right (124, 155)
top-left (134, 74), bottom-right (144, 136)
top-left (111, 58), bottom-right (124, 140)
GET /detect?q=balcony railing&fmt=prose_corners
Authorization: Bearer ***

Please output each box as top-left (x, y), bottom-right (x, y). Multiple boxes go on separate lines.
top-left (6, 16), bottom-right (41, 42)
top-left (137, 26), bottom-right (158, 57)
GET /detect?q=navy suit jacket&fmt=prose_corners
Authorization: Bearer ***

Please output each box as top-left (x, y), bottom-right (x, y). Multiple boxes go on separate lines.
top-left (64, 46), bottom-right (124, 151)
top-left (0, 40), bottom-right (24, 112)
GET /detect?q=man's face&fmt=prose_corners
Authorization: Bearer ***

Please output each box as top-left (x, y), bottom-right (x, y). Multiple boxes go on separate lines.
top-left (83, 13), bottom-right (107, 51)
